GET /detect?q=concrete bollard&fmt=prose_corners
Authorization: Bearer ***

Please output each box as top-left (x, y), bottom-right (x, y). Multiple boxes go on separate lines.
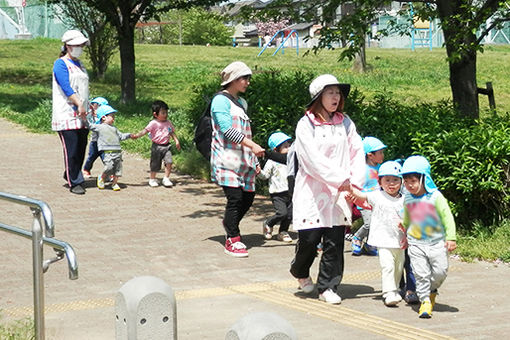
top-left (115, 276), bottom-right (177, 340)
top-left (225, 312), bottom-right (297, 340)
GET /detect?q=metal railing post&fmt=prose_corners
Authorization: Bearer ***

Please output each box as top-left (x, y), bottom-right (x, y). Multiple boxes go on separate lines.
top-left (31, 208), bottom-right (45, 340)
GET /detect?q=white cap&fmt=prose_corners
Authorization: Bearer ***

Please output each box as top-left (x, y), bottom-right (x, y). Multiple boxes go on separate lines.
top-left (307, 74), bottom-right (350, 107)
top-left (61, 30), bottom-right (89, 46)
top-left (221, 61), bottom-right (252, 86)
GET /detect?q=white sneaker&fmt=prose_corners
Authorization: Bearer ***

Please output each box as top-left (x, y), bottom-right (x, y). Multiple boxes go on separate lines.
top-left (148, 179), bottom-right (159, 187)
top-left (384, 291), bottom-right (402, 307)
top-left (162, 177), bottom-right (173, 187)
top-left (297, 277), bottom-right (315, 294)
top-left (319, 288), bottom-right (342, 304)
top-left (277, 232), bottom-right (293, 243)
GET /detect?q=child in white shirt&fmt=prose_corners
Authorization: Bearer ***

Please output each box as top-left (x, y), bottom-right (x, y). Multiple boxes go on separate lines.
top-left (348, 160), bottom-right (407, 306)
top-left (259, 132), bottom-right (293, 242)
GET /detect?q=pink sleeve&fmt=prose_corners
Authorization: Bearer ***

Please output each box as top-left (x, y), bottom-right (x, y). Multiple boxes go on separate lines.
top-left (144, 120), bottom-right (155, 133)
top-left (346, 118), bottom-right (366, 189)
top-left (168, 120), bottom-right (175, 134)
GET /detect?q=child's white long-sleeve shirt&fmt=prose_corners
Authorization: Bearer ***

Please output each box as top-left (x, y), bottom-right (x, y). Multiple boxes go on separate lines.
top-left (259, 159), bottom-right (288, 194)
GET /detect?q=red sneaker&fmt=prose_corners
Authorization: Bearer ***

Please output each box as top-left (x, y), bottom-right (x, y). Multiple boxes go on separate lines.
top-left (224, 236), bottom-right (248, 258)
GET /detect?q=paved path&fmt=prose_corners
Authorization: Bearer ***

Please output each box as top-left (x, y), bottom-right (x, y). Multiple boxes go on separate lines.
top-left (0, 118), bottom-right (509, 339)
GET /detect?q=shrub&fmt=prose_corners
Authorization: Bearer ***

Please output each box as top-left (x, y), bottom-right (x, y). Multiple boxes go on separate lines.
top-left (411, 113), bottom-right (510, 225)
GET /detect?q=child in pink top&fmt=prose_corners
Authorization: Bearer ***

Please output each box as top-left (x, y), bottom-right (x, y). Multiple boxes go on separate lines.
top-left (132, 100), bottom-right (181, 187)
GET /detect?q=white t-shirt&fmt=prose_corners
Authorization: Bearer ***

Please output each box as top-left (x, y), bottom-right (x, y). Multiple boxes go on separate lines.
top-left (366, 190), bottom-right (405, 249)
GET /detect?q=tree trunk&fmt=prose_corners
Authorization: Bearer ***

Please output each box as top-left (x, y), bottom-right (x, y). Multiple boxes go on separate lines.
top-left (118, 24), bottom-right (136, 103)
top-left (352, 40), bottom-right (367, 73)
top-left (437, 1), bottom-right (479, 119)
top-left (447, 51), bottom-right (478, 119)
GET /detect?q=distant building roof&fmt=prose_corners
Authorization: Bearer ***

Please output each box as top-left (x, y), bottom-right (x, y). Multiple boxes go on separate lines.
top-left (284, 22), bottom-right (314, 31)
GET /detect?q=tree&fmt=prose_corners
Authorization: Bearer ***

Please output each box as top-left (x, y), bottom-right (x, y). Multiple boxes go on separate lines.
top-left (245, 0), bottom-right (510, 119)
top-left (49, 1), bottom-right (117, 79)
top-left (55, 0), bottom-right (220, 103)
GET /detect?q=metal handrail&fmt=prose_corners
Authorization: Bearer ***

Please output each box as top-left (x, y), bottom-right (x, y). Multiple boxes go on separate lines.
top-left (0, 192), bottom-right (78, 340)
top-left (0, 191), bottom-right (55, 237)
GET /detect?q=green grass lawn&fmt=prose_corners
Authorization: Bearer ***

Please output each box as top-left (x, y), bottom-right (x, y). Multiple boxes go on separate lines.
top-left (1, 38), bottom-right (509, 263)
top-left (1, 38), bottom-right (510, 113)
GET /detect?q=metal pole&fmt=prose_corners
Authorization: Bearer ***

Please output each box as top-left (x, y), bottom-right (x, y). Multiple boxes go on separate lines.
top-left (31, 208), bottom-right (45, 340)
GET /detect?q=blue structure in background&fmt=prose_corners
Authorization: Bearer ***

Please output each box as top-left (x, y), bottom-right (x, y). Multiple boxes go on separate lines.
top-left (409, 2), bottom-right (432, 51)
top-left (257, 29), bottom-right (299, 57)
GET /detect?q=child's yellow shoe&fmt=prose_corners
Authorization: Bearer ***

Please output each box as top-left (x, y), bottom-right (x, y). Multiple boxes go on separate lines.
top-left (419, 300), bottom-right (432, 318)
top-left (112, 184), bottom-right (121, 191)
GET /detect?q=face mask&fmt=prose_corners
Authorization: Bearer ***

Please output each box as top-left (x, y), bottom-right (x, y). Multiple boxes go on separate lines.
top-left (69, 46), bottom-right (83, 58)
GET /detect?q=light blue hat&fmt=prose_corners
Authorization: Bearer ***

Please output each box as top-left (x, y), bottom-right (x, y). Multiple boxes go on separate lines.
top-left (95, 104), bottom-right (117, 123)
top-left (401, 155), bottom-right (437, 193)
top-left (378, 160), bottom-right (402, 178)
top-left (90, 97), bottom-right (109, 106)
top-left (268, 132), bottom-right (291, 150)
top-left (363, 136), bottom-right (387, 154)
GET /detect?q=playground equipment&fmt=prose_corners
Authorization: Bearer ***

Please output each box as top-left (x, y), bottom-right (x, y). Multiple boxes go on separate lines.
top-left (1, 0), bottom-right (31, 39)
top-left (409, 3), bottom-right (432, 51)
top-left (257, 29), bottom-right (299, 57)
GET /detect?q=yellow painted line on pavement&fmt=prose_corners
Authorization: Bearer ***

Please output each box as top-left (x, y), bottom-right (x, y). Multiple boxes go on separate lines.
top-left (1, 268), bottom-right (457, 339)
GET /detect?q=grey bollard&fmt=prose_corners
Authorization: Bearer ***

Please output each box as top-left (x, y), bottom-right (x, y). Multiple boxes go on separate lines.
top-left (225, 312), bottom-right (297, 340)
top-left (115, 276), bottom-right (177, 340)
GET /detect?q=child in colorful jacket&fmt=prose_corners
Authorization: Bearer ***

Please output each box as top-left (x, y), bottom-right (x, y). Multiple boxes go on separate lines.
top-left (401, 155), bottom-right (457, 318)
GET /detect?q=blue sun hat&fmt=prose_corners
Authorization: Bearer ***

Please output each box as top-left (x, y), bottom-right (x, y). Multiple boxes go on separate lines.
top-left (363, 136), bottom-right (387, 155)
top-left (378, 160), bottom-right (402, 178)
top-left (95, 104), bottom-right (117, 123)
top-left (268, 132), bottom-right (291, 150)
top-left (90, 97), bottom-right (109, 106)
top-left (401, 155), bottom-right (437, 193)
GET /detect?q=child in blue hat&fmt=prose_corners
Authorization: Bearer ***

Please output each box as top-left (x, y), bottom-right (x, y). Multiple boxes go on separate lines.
top-left (401, 155), bottom-right (457, 318)
top-left (85, 104), bottom-right (134, 191)
top-left (351, 136), bottom-right (387, 256)
top-left (82, 96), bottom-right (109, 178)
top-left (348, 160), bottom-right (407, 307)
top-left (258, 132), bottom-right (293, 242)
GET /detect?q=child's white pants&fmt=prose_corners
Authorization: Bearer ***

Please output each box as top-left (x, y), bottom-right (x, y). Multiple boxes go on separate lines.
top-left (408, 241), bottom-right (449, 302)
top-left (378, 247), bottom-right (404, 295)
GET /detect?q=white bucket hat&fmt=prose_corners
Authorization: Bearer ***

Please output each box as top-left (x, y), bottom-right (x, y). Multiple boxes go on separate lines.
top-left (307, 74), bottom-right (350, 107)
top-left (221, 61), bottom-right (252, 86)
top-left (61, 30), bottom-right (89, 46)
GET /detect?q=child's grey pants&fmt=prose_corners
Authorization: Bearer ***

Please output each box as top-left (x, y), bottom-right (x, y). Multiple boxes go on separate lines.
top-left (354, 209), bottom-right (372, 241)
top-left (408, 241), bottom-right (449, 302)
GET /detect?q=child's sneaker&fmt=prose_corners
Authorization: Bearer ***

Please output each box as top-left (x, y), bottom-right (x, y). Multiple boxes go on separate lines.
top-left (297, 277), bottom-right (315, 294)
top-left (319, 288), bottom-right (342, 304)
top-left (384, 291), bottom-right (402, 307)
top-left (363, 243), bottom-right (378, 256)
top-left (162, 177), bottom-right (173, 187)
top-left (148, 179), bottom-right (159, 187)
top-left (82, 170), bottom-right (92, 179)
top-left (112, 184), bottom-right (121, 191)
top-left (277, 232), bottom-right (292, 243)
top-left (224, 236), bottom-right (248, 258)
top-left (262, 221), bottom-right (273, 240)
top-left (351, 236), bottom-right (362, 256)
top-left (419, 300), bottom-right (432, 318)
top-left (97, 176), bottom-right (105, 189)
top-left (405, 291), bottom-right (420, 304)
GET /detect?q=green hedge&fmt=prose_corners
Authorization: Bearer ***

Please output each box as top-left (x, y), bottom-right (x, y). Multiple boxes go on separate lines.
top-left (183, 70), bottom-right (510, 228)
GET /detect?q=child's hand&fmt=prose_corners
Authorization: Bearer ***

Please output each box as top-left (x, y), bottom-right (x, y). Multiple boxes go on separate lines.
top-left (398, 223), bottom-right (408, 249)
top-left (175, 140), bottom-right (181, 151)
top-left (130, 134), bottom-right (137, 139)
top-left (345, 193), bottom-right (355, 202)
top-left (445, 240), bottom-right (457, 252)
top-left (255, 164), bottom-right (261, 175)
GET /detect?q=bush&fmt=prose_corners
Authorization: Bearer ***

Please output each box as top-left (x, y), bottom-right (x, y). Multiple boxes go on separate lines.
top-left (411, 113), bottom-right (510, 225)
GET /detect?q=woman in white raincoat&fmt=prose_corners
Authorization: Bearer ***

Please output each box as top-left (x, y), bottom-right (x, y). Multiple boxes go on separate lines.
top-left (290, 74), bottom-right (365, 304)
